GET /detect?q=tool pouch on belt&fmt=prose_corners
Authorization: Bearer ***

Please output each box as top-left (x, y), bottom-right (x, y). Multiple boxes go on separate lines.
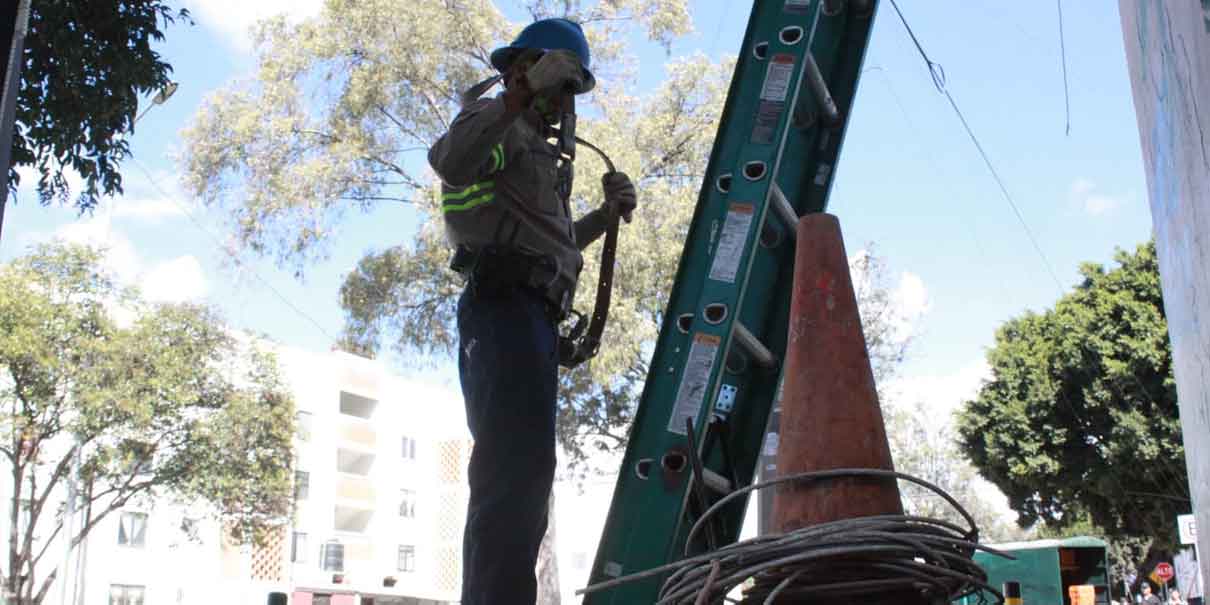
top-left (459, 246), bottom-right (533, 299)
top-left (452, 246), bottom-right (570, 321)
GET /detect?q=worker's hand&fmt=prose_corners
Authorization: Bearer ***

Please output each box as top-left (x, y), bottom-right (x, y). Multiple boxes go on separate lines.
top-left (526, 49), bottom-right (585, 96)
top-left (602, 172), bottom-right (636, 223)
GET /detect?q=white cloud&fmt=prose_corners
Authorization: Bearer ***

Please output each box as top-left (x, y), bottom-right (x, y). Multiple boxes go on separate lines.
top-left (140, 256), bottom-right (208, 303)
top-left (46, 218), bottom-right (208, 303)
top-left (850, 250), bottom-right (932, 349)
top-left (110, 196), bottom-right (186, 222)
top-left (1069, 177), bottom-right (1095, 199)
top-left (1083, 194), bottom-right (1121, 216)
top-left (184, 0), bottom-right (324, 50)
top-left (886, 357), bottom-right (992, 419)
top-left (1068, 178), bottom-right (1123, 217)
top-left (893, 271), bottom-right (930, 328)
top-left (53, 219), bottom-right (141, 283)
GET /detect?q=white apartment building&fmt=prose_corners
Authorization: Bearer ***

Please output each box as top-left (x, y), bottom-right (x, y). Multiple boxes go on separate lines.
top-left (279, 347), bottom-right (469, 605)
top-left (3, 342), bottom-right (683, 605)
top-left (1, 347), bottom-right (472, 605)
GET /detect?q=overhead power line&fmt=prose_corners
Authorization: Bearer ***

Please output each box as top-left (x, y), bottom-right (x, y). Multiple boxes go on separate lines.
top-left (886, 0), bottom-right (1190, 512)
top-left (1057, 0), bottom-right (1071, 136)
top-left (128, 158), bottom-right (339, 343)
top-left (887, 0), bottom-right (1064, 293)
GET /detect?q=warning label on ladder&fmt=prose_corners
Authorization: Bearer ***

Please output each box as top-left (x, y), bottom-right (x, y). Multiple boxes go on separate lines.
top-left (752, 54), bottom-right (796, 144)
top-left (709, 203), bottom-right (755, 283)
top-left (668, 333), bottom-right (721, 435)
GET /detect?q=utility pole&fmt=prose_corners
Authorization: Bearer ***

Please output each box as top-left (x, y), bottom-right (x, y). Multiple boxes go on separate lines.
top-left (0, 0), bottom-right (30, 246)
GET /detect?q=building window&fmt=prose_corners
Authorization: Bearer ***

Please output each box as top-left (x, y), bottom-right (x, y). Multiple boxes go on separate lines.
top-left (399, 489), bottom-right (416, 518)
top-left (117, 511), bottom-right (147, 548)
top-left (397, 545), bottom-right (415, 572)
top-left (109, 584), bottom-right (145, 605)
top-left (294, 470), bottom-right (310, 500)
top-left (401, 436), bottom-right (416, 460)
top-left (291, 532), bottom-right (308, 563)
top-left (321, 541), bottom-right (344, 572)
top-left (296, 411), bottom-right (313, 442)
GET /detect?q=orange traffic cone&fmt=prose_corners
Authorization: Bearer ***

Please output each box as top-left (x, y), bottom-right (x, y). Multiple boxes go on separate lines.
top-left (771, 213), bottom-right (903, 532)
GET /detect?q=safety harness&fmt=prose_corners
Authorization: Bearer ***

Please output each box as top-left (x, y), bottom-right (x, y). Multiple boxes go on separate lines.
top-left (556, 134), bottom-right (624, 369)
top-left (456, 75), bottom-right (624, 369)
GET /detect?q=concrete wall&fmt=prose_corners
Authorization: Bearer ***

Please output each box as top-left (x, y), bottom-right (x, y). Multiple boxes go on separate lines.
top-left (1119, 0), bottom-right (1210, 579)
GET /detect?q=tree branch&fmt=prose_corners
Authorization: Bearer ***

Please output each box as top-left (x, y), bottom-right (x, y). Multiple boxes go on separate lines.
top-left (377, 106), bottom-right (436, 149)
top-left (340, 196), bottom-right (420, 205)
top-left (34, 568), bottom-right (57, 605)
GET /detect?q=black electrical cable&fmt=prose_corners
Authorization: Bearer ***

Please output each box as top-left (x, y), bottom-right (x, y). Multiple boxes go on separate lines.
top-left (887, 0), bottom-right (1064, 293)
top-left (577, 469), bottom-right (1012, 605)
top-left (1057, 0), bottom-right (1071, 135)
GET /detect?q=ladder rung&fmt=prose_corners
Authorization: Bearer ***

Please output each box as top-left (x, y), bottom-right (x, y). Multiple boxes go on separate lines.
top-left (700, 468), bottom-right (733, 495)
top-left (732, 323), bottom-right (777, 369)
top-left (824, 0), bottom-right (874, 17)
top-left (805, 54), bottom-right (841, 128)
top-left (769, 183), bottom-right (799, 236)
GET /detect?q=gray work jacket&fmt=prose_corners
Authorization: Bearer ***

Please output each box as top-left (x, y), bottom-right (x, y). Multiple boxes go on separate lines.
top-left (428, 94), bottom-right (609, 303)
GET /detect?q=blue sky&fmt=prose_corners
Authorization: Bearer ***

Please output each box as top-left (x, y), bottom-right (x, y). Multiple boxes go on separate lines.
top-left (1, 0), bottom-right (1154, 412)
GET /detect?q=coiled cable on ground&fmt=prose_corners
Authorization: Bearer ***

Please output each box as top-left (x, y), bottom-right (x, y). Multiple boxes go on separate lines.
top-left (578, 468), bottom-right (1011, 605)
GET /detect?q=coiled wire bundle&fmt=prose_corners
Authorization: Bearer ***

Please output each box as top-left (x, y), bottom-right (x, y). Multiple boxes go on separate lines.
top-left (578, 469), bottom-right (1011, 605)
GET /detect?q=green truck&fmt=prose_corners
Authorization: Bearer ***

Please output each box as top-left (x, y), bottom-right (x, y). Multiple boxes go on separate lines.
top-left (956, 536), bottom-right (1112, 605)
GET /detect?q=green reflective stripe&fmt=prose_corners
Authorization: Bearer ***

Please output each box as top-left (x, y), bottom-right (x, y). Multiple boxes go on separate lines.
top-left (441, 180), bottom-right (494, 202)
top-left (491, 145), bottom-right (504, 172)
top-left (441, 192), bottom-right (494, 213)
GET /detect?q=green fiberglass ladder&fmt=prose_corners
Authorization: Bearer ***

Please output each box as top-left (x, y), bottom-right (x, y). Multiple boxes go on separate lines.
top-left (585, 0), bottom-right (879, 602)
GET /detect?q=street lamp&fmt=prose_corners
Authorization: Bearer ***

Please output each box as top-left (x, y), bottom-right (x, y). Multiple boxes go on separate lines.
top-left (134, 80), bottom-right (178, 124)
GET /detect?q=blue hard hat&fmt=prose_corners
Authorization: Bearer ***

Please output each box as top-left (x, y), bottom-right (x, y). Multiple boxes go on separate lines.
top-left (491, 18), bottom-right (595, 93)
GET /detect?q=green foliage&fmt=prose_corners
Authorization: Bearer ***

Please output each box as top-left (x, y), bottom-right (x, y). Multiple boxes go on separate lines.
top-left (0, 242), bottom-right (294, 604)
top-left (180, 0), bottom-right (912, 470)
top-left (180, 0), bottom-right (690, 270)
top-left (957, 241), bottom-right (1186, 548)
top-left (885, 401), bottom-right (1028, 543)
top-left (9, 1), bottom-right (189, 211)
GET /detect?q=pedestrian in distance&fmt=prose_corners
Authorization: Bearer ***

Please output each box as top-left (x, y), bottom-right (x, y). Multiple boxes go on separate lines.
top-left (1142, 582), bottom-right (1163, 605)
top-left (428, 16), bottom-right (637, 605)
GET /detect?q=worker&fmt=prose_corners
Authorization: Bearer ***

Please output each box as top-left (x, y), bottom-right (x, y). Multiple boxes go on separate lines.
top-left (427, 17), bottom-right (637, 605)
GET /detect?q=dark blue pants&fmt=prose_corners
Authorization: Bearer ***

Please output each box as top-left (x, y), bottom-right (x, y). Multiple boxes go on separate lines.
top-left (457, 286), bottom-right (558, 605)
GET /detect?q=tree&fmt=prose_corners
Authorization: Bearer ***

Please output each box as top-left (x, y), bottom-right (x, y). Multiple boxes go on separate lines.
top-left (885, 400), bottom-right (1027, 543)
top-left (8, 1), bottom-right (190, 210)
top-left (0, 242), bottom-right (295, 604)
top-left (851, 248), bottom-right (919, 396)
top-left (957, 242), bottom-right (1187, 549)
top-left (179, 0), bottom-right (695, 464)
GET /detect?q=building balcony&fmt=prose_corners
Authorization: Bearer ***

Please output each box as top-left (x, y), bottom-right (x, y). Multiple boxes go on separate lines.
top-left (339, 391), bottom-right (377, 420)
top-left (335, 474), bottom-right (376, 504)
top-left (339, 420), bottom-right (377, 449)
top-left (337, 448), bottom-right (375, 475)
top-left (334, 505), bottom-right (374, 533)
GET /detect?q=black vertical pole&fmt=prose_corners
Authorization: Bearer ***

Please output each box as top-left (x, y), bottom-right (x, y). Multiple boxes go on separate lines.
top-left (0, 0), bottom-right (31, 246)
